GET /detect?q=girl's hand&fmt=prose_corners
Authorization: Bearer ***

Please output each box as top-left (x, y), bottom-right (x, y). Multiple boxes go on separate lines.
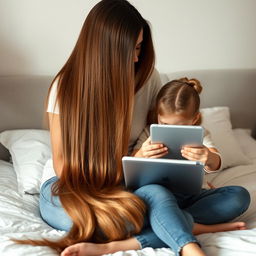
top-left (181, 145), bottom-right (221, 171)
top-left (135, 137), bottom-right (168, 158)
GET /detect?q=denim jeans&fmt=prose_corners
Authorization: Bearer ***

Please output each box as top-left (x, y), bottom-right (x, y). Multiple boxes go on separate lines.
top-left (134, 184), bottom-right (250, 255)
top-left (40, 176), bottom-right (73, 231)
top-left (40, 177), bottom-right (250, 256)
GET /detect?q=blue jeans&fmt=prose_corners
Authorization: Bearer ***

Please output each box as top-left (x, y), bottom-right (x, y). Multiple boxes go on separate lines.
top-left (40, 177), bottom-right (250, 256)
top-left (134, 184), bottom-right (250, 255)
top-left (40, 176), bottom-right (73, 231)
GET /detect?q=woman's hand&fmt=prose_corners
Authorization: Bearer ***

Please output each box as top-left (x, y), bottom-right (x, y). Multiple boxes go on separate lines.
top-left (181, 145), bottom-right (221, 171)
top-left (135, 137), bottom-right (168, 158)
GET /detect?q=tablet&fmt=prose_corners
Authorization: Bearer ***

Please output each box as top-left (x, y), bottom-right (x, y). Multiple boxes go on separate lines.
top-left (122, 156), bottom-right (204, 195)
top-left (150, 124), bottom-right (204, 159)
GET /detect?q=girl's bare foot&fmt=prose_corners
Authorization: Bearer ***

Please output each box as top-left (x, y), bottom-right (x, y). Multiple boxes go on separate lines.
top-left (193, 221), bottom-right (246, 235)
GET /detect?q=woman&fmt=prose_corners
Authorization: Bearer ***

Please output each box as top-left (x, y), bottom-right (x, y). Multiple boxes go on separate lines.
top-left (14, 1), bottom-right (248, 256)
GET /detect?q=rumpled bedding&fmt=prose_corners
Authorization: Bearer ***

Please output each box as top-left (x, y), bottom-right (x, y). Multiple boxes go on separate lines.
top-left (0, 159), bottom-right (256, 256)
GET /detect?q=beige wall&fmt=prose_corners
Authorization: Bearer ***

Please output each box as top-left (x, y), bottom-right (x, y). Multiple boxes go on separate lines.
top-left (0, 0), bottom-right (256, 75)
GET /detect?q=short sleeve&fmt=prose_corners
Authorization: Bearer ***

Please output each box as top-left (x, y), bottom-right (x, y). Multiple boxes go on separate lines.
top-left (47, 78), bottom-right (60, 114)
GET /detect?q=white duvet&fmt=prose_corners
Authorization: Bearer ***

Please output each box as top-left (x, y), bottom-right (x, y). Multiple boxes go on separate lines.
top-left (0, 159), bottom-right (256, 256)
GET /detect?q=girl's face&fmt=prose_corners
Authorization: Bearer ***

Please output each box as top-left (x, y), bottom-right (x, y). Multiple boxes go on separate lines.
top-left (134, 30), bottom-right (143, 62)
top-left (158, 112), bottom-right (200, 126)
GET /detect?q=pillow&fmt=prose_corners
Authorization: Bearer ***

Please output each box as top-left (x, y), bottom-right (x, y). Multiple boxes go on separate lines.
top-left (0, 129), bottom-right (51, 194)
top-left (200, 106), bottom-right (251, 169)
top-left (233, 128), bottom-right (256, 160)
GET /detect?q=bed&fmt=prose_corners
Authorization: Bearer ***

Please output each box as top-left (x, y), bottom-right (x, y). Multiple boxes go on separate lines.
top-left (0, 69), bottom-right (256, 256)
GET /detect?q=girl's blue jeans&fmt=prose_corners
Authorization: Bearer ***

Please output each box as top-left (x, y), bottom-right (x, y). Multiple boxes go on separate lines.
top-left (40, 177), bottom-right (250, 256)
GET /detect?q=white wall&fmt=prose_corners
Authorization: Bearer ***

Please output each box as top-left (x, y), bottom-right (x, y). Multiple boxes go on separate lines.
top-left (0, 0), bottom-right (255, 75)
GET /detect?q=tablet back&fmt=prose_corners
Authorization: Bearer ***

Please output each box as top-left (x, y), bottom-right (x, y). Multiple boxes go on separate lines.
top-left (122, 156), bottom-right (204, 195)
top-left (150, 124), bottom-right (204, 159)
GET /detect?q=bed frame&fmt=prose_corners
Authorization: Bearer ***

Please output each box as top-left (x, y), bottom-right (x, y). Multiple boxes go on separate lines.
top-left (1, 69), bottom-right (256, 160)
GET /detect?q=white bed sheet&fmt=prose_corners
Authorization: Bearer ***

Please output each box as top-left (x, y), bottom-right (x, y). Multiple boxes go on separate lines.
top-left (0, 159), bottom-right (256, 256)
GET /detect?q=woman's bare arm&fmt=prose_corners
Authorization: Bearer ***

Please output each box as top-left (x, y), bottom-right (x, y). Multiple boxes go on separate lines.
top-left (48, 113), bottom-right (64, 177)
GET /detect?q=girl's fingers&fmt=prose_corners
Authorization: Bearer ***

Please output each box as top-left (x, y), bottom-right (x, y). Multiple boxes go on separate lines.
top-left (150, 151), bottom-right (169, 158)
top-left (147, 143), bottom-right (165, 151)
top-left (182, 151), bottom-right (207, 164)
top-left (144, 147), bottom-right (168, 157)
top-left (181, 150), bottom-right (195, 158)
top-left (184, 148), bottom-right (204, 155)
top-left (183, 146), bottom-right (208, 154)
top-left (182, 147), bottom-right (208, 157)
top-left (182, 150), bottom-right (200, 160)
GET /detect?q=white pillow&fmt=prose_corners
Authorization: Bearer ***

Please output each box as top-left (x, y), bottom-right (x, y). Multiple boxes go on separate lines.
top-left (233, 128), bottom-right (256, 160)
top-left (0, 129), bottom-right (51, 194)
top-left (200, 106), bottom-right (251, 169)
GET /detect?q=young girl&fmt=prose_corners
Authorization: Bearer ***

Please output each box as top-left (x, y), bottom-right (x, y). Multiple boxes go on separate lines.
top-left (133, 77), bottom-right (221, 169)
top-left (133, 77), bottom-right (250, 223)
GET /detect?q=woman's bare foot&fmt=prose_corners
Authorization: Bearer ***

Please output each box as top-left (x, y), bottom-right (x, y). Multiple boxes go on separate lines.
top-left (60, 238), bottom-right (140, 256)
top-left (61, 242), bottom-right (108, 256)
top-left (193, 221), bottom-right (246, 235)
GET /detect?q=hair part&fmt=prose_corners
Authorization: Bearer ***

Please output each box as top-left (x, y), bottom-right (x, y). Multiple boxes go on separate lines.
top-left (156, 77), bottom-right (202, 119)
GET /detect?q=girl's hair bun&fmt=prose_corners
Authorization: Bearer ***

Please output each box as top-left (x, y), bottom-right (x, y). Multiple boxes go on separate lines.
top-left (179, 77), bottom-right (203, 94)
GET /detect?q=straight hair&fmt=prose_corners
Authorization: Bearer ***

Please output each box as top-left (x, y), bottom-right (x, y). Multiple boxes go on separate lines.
top-left (13, 0), bottom-right (155, 252)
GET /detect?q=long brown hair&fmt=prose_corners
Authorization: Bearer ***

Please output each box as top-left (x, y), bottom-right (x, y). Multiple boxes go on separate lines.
top-left (14, 0), bottom-right (155, 252)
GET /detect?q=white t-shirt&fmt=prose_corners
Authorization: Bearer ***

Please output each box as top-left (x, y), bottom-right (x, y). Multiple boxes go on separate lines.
top-left (42, 69), bottom-right (162, 185)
